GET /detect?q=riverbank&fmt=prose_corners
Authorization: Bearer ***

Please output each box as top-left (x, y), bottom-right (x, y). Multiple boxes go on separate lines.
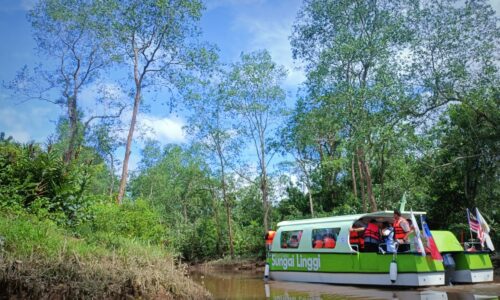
top-left (195, 257), bottom-right (265, 272)
top-left (0, 212), bottom-right (211, 299)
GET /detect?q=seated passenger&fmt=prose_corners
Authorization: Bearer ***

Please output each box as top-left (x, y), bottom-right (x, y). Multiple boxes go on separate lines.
top-left (323, 233), bottom-right (336, 248)
top-left (288, 235), bottom-right (299, 248)
top-left (313, 234), bottom-right (324, 248)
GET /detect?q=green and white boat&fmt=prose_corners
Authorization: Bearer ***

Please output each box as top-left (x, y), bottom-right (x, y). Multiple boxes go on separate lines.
top-left (432, 231), bottom-right (494, 284)
top-left (265, 211), bottom-right (494, 287)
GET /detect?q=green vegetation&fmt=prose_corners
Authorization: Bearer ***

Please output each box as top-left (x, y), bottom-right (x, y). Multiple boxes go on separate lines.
top-left (0, 209), bottom-right (209, 299)
top-left (1, 0), bottom-right (499, 297)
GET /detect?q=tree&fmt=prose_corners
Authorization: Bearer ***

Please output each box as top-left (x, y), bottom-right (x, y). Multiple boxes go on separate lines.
top-left (226, 50), bottom-right (287, 232)
top-left (291, 0), bottom-right (415, 212)
top-left (408, 0), bottom-right (499, 228)
top-left (113, 0), bottom-right (216, 203)
top-left (8, 0), bottom-right (120, 163)
top-left (185, 69), bottom-right (240, 257)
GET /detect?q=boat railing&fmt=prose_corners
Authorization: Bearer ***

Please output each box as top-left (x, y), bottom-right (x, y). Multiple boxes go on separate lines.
top-left (464, 240), bottom-right (487, 252)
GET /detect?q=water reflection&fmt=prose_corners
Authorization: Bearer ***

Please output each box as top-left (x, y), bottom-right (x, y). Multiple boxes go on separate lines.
top-left (190, 268), bottom-right (500, 300)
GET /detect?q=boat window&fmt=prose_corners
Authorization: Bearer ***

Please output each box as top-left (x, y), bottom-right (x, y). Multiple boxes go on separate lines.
top-left (312, 228), bottom-right (340, 249)
top-left (280, 230), bottom-right (303, 249)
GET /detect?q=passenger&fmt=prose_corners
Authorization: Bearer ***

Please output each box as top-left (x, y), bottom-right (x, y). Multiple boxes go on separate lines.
top-left (381, 221), bottom-right (396, 253)
top-left (288, 235), bottom-right (299, 248)
top-left (313, 234), bottom-right (324, 248)
top-left (393, 209), bottom-right (411, 252)
top-left (265, 230), bottom-right (276, 251)
top-left (363, 219), bottom-right (381, 252)
top-left (324, 233), bottom-right (336, 249)
top-left (349, 222), bottom-right (366, 251)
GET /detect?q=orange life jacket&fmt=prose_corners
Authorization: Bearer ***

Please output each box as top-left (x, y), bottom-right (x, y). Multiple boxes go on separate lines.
top-left (349, 230), bottom-right (365, 249)
top-left (265, 230), bottom-right (276, 245)
top-left (313, 240), bottom-right (324, 248)
top-left (324, 237), bottom-right (336, 248)
top-left (393, 219), bottom-right (407, 240)
top-left (363, 223), bottom-right (380, 241)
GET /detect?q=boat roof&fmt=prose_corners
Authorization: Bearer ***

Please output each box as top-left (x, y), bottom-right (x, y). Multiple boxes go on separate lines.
top-left (277, 210), bottom-right (426, 228)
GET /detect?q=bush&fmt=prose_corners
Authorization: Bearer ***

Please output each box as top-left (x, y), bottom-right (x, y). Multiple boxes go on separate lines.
top-left (77, 199), bottom-right (167, 248)
top-left (0, 211), bottom-right (210, 299)
top-left (0, 141), bottom-right (94, 226)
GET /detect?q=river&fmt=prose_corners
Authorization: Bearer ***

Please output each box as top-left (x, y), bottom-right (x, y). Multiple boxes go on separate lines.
top-left (190, 268), bottom-right (500, 300)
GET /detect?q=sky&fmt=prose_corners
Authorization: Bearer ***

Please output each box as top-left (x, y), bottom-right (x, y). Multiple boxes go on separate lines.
top-left (0, 0), bottom-right (303, 171)
top-left (0, 0), bottom-right (499, 172)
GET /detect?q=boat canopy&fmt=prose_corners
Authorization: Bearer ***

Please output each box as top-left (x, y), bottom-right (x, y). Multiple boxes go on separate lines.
top-left (274, 211), bottom-right (427, 253)
top-left (277, 210), bottom-right (426, 227)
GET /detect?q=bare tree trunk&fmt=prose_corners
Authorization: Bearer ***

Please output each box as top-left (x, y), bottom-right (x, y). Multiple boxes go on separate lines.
top-left (308, 187), bottom-right (314, 217)
top-left (65, 96), bottom-right (79, 163)
top-left (117, 88), bottom-right (140, 203)
top-left (358, 150), bottom-right (377, 212)
top-left (117, 46), bottom-right (142, 204)
top-left (260, 134), bottom-right (269, 233)
top-left (217, 145), bottom-right (234, 258)
top-left (209, 185), bottom-right (223, 256)
top-left (357, 151), bottom-right (367, 212)
top-left (379, 144), bottom-right (385, 209)
top-left (108, 153), bottom-right (115, 197)
top-left (351, 156), bottom-right (358, 200)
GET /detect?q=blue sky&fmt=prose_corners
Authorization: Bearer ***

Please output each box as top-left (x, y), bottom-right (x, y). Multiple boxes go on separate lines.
top-left (0, 0), bottom-right (303, 170)
top-left (1, 0), bottom-right (498, 171)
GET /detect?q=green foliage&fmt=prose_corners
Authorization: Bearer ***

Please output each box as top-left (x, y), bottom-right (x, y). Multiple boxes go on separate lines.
top-left (0, 141), bottom-right (94, 226)
top-left (0, 211), bottom-right (210, 299)
top-left (78, 199), bottom-right (166, 248)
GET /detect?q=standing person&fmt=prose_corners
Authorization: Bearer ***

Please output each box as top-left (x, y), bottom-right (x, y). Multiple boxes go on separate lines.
top-left (381, 222), bottom-right (396, 253)
top-left (362, 219), bottom-right (381, 252)
top-left (393, 209), bottom-right (410, 252)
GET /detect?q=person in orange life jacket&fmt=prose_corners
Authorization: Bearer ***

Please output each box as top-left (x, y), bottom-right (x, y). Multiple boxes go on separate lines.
top-left (349, 222), bottom-right (365, 251)
top-left (363, 219), bottom-right (381, 252)
top-left (313, 234), bottom-right (324, 248)
top-left (265, 230), bottom-right (276, 251)
top-left (323, 232), bottom-right (336, 248)
top-left (351, 219), bottom-right (380, 252)
top-left (393, 209), bottom-right (410, 252)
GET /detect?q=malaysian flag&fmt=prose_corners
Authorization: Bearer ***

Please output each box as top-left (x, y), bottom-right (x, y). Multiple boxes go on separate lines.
top-left (420, 216), bottom-right (443, 261)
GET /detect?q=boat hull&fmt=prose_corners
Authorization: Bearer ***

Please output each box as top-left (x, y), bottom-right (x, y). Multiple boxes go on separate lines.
top-left (267, 252), bottom-right (445, 287)
top-left (451, 252), bottom-right (494, 283)
top-left (270, 270), bottom-right (445, 287)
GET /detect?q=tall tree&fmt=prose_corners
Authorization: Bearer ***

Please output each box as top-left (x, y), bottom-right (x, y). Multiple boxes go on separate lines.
top-left (408, 0), bottom-right (499, 223)
top-left (227, 50), bottom-right (287, 232)
top-left (9, 0), bottom-right (118, 163)
top-left (291, 0), bottom-right (414, 212)
top-left (185, 70), bottom-right (240, 258)
top-left (113, 0), bottom-right (216, 203)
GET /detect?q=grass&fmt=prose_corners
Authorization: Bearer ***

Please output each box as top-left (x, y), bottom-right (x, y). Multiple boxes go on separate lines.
top-left (0, 212), bottom-right (211, 299)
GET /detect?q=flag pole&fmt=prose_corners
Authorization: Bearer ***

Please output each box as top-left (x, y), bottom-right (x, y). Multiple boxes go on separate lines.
top-left (466, 208), bottom-right (474, 242)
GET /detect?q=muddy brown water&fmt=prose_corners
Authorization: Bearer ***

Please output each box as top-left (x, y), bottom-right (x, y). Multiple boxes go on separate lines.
top-left (190, 268), bottom-right (500, 300)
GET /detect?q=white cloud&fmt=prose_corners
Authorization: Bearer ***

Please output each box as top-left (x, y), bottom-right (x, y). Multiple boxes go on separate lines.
top-left (137, 114), bottom-right (187, 144)
top-left (21, 0), bottom-right (35, 10)
top-left (0, 0), bottom-right (35, 12)
top-left (0, 105), bottom-right (58, 143)
top-left (233, 10), bottom-right (306, 88)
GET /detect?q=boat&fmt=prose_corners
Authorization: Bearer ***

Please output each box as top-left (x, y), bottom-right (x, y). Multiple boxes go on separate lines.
top-left (432, 231), bottom-right (494, 284)
top-left (265, 211), bottom-right (494, 287)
